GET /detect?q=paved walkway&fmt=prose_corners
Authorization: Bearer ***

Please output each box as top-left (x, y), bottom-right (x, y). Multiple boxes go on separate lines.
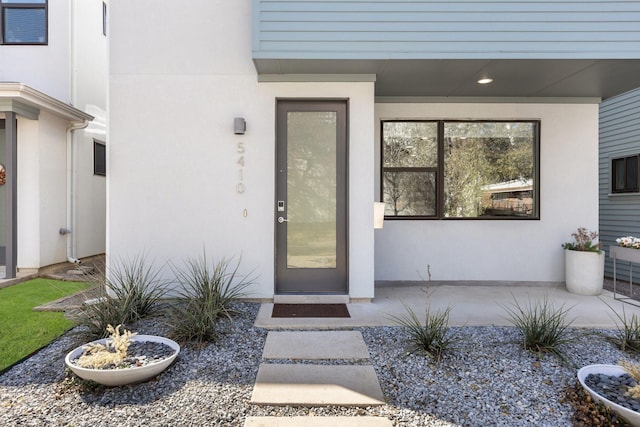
top-left (247, 283), bottom-right (640, 425)
top-left (248, 331), bottom-right (391, 427)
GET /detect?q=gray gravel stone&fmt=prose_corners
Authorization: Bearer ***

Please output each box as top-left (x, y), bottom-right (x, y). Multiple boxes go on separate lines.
top-left (1, 302), bottom-right (638, 426)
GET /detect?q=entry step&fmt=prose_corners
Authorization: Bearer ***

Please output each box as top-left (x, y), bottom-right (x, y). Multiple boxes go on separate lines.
top-left (251, 364), bottom-right (385, 407)
top-left (244, 416), bottom-right (392, 427)
top-left (262, 331), bottom-right (370, 360)
top-left (273, 295), bottom-right (349, 304)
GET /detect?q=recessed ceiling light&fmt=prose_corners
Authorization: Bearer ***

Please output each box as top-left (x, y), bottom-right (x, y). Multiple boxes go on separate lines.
top-left (477, 78), bottom-right (494, 85)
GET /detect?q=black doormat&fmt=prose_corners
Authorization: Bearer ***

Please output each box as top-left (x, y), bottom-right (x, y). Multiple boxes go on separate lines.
top-left (272, 303), bottom-right (351, 318)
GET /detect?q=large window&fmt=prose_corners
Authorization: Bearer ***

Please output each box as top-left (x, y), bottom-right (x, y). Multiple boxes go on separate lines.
top-left (381, 120), bottom-right (539, 219)
top-left (1, 0), bottom-right (47, 45)
top-left (612, 155), bottom-right (639, 194)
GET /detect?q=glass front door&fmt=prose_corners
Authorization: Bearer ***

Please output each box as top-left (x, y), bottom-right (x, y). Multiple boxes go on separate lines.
top-left (275, 101), bottom-right (348, 293)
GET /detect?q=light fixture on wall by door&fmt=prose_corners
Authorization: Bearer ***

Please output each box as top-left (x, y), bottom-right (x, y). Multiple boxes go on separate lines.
top-left (234, 117), bottom-right (246, 134)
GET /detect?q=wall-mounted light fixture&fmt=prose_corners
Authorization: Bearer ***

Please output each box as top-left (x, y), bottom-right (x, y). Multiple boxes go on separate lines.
top-left (234, 117), bottom-right (246, 134)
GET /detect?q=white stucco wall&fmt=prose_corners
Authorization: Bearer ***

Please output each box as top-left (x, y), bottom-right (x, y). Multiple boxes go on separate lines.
top-left (17, 112), bottom-right (70, 269)
top-left (109, 0), bottom-right (376, 298)
top-left (374, 102), bottom-right (600, 283)
top-left (110, 0), bottom-right (599, 295)
top-left (74, 0), bottom-right (107, 258)
top-left (3, 0), bottom-right (106, 270)
top-left (37, 112), bottom-right (69, 267)
top-left (15, 108), bottom-right (105, 271)
top-left (0, 2), bottom-right (70, 102)
top-left (108, 77), bottom-right (375, 299)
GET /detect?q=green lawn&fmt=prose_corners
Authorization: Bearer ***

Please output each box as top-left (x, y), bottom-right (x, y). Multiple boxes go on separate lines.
top-left (0, 278), bottom-right (90, 372)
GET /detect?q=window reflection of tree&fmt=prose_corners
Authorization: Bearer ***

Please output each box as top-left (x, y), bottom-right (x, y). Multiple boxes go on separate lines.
top-left (383, 121), bottom-right (535, 218)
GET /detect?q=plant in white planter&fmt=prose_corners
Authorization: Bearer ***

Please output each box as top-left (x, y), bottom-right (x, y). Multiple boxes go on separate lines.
top-left (65, 324), bottom-right (180, 386)
top-left (562, 227), bottom-right (605, 296)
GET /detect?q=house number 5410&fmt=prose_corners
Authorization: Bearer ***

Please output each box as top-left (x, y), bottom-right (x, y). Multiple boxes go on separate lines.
top-left (236, 142), bottom-right (245, 194)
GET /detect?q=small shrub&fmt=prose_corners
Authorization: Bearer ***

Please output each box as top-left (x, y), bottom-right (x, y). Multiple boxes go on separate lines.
top-left (167, 253), bottom-right (252, 346)
top-left (562, 227), bottom-right (601, 252)
top-left (604, 301), bottom-right (640, 353)
top-left (73, 254), bottom-right (166, 338)
top-left (77, 324), bottom-right (136, 369)
top-left (503, 295), bottom-right (575, 361)
top-left (619, 359), bottom-right (640, 399)
top-left (390, 303), bottom-right (459, 362)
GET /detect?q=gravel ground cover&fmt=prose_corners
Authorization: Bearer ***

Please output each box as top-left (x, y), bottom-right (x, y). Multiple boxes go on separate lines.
top-left (1, 301), bottom-right (638, 426)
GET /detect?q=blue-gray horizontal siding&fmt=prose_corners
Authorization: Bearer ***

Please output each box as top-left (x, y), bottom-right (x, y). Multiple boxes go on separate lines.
top-left (599, 87), bottom-right (640, 282)
top-left (253, 0), bottom-right (640, 60)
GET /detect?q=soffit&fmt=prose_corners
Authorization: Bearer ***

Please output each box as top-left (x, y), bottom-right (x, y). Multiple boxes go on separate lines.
top-left (253, 59), bottom-right (640, 100)
top-left (0, 83), bottom-right (93, 122)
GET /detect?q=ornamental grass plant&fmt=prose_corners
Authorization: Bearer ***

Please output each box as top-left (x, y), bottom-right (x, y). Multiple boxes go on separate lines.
top-left (389, 303), bottom-right (459, 362)
top-left (503, 295), bottom-right (575, 362)
top-left (167, 252), bottom-right (253, 346)
top-left (603, 300), bottom-right (640, 353)
top-left (389, 265), bottom-right (460, 362)
top-left (73, 254), bottom-right (167, 339)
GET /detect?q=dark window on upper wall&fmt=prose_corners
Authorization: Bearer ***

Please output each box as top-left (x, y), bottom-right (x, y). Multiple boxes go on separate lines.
top-left (1, 0), bottom-right (47, 45)
top-left (612, 155), bottom-right (639, 193)
top-left (381, 120), bottom-right (540, 219)
top-left (94, 141), bottom-right (106, 176)
top-left (102, 2), bottom-right (106, 36)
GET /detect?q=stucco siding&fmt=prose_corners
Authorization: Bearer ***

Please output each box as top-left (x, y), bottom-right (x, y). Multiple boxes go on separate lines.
top-left (109, 76), bottom-right (376, 299)
top-left (254, 0), bottom-right (640, 59)
top-left (375, 102), bottom-right (599, 283)
top-left (0, 1), bottom-right (70, 101)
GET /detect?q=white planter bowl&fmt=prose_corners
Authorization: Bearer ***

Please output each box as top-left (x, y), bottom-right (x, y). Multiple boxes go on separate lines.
top-left (577, 364), bottom-right (640, 426)
top-left (65, 335), bottom-right (180, 386)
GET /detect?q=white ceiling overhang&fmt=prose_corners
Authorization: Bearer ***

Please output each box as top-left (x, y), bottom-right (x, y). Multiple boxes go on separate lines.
top-left (254, 59), bottom-right (640, 101)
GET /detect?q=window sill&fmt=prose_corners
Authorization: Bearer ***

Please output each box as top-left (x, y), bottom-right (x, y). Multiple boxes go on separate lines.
top-left (608, 193), bottom-right (640, 198)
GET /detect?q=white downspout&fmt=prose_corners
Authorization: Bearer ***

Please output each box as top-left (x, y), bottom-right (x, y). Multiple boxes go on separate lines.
top-left (64, 0), bottom-right (85, 264)
top-left (65, 120), bottom-right (89, 264)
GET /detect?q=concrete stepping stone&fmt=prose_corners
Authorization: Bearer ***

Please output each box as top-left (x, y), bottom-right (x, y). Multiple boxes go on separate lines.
top-left (244, 416), bottom-right (392, 426)
top-left (262, 331), bottom-right (370, 360)
top-left (251, 364), bottom-right (385, 406)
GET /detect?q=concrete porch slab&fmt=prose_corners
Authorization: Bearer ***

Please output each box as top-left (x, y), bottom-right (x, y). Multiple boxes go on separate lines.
top-left (251, 364), bottom-right (385, 406)
top-left (244, 416), bottom-right (393, 427)
top-left (262, 331), bottom-right (370, 360)
top-left (255, 284), bottom-right (640, 329)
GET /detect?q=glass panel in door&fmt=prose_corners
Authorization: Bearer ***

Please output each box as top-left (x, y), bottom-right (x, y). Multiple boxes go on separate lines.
top-left (286, 111), bottom-right (337, 269)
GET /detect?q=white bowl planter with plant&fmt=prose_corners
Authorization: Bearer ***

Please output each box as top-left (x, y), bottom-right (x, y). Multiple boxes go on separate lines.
top-left (65, 325), bottom-right (180, 387)
top-left (562, 227), bottom-right (605, 296)
top-left (578, 363), bottom-right (640, 426)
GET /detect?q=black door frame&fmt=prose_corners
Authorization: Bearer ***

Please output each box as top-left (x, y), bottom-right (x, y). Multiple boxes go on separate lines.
top-left (274, 99), bottom-right (349, 294)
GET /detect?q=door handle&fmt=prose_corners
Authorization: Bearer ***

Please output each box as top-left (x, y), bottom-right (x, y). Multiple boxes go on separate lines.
top-left (277, 216), bottom-right (288, 223)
